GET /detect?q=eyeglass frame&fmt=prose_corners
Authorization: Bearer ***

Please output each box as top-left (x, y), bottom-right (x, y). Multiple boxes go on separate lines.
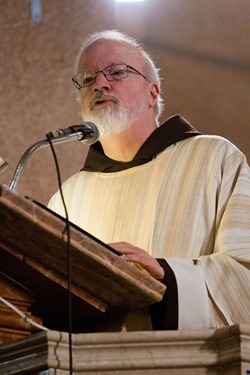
top-left (72, 63), bottom-right (149, 89)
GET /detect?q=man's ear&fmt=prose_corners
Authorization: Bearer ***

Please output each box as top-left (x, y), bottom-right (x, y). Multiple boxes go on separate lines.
top-left (149, 83), bottom-right (159, 108)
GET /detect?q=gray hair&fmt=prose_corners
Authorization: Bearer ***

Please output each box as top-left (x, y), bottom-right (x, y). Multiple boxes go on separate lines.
top-left (75, 30), bottom-right (164, 123)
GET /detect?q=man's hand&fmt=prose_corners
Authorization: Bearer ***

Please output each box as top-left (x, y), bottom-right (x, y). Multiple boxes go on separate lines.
top-left (107, 241), bottom-right (165, 280)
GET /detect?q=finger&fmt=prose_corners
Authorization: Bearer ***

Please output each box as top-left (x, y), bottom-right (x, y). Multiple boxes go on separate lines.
top-left (107, 242), bottom-right (135, 254)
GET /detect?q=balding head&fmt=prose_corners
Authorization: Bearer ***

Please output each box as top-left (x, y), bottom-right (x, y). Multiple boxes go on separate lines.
top-left (75, 30), bottom-right (164, 122)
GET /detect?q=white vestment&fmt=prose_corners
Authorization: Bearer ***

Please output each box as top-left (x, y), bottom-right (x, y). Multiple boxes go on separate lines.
top-left (48, 135), bottom-right (250, 329)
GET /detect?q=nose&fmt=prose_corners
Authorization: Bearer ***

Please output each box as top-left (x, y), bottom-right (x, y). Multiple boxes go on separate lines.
top-left (93, 72), bottom-right (111, 92)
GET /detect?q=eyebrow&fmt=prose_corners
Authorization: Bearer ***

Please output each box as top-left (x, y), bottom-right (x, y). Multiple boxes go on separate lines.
top-left (80, 62), bottom-right (129, 71)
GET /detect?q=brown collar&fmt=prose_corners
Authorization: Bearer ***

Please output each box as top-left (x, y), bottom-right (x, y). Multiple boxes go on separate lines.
top-left (81, 115), bottom-right (202, 173)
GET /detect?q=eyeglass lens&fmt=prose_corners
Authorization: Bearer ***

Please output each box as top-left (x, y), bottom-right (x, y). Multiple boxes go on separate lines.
top-left (73, 64), bottom-right (129, 88)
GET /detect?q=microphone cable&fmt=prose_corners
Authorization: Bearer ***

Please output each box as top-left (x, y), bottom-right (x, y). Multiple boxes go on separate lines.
top-left (46, 135), bottom-right (73, 375)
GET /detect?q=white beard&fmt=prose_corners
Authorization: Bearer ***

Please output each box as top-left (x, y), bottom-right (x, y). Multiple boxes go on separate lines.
top-left (83, 105), bottom-right (130, 138)
top-left (82, 94), bottom-right (148, 138)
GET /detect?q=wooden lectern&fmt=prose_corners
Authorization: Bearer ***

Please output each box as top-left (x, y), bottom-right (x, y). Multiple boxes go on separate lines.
top-left (0, 184), bottom-right (166, 343)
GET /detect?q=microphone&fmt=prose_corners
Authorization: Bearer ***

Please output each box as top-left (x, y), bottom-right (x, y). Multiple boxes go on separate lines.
top-left (46, 122), bottom-right (99, 145)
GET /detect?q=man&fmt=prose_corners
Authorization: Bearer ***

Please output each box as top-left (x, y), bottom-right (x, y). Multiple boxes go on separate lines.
top-left (48, 30), bottom-right (250, 330)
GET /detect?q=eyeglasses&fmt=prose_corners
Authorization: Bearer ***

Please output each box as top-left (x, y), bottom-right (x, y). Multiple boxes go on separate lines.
top-left (72, 63), bottom-right (148, 89)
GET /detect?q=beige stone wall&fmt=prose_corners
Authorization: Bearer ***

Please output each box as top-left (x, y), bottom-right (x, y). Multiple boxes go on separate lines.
top-left (1, 0), bottom-right (250, 204)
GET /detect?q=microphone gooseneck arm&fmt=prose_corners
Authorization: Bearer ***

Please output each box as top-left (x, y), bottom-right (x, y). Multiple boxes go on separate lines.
top-left (9, 123), bottom-right (99, 191)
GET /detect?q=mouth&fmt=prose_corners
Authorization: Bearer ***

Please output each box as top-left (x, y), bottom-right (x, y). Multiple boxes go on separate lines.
top-left (94, 99), bottom-right (114, 107)
top-left (91, 95), bottom-right (118, 109)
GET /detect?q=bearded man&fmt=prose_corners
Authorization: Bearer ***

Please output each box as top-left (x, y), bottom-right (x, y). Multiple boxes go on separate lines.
top-left (48, 30), bottom-right (250, 330)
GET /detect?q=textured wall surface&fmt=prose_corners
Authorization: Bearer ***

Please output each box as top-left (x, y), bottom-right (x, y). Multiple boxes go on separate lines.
top-left (1, 0), bottom-right (250, 204)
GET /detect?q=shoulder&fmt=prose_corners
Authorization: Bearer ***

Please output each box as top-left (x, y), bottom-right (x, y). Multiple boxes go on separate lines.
top-left (186, 134), bottom-right (236, 147)
top-left (170, 134), bottom-right (249, 174)
top-left (48, 171), bottom-right (86, 205)
top-left (61, 170), bottom-right (90, 192)
top-left (180, 134), bottom-right (245, 157)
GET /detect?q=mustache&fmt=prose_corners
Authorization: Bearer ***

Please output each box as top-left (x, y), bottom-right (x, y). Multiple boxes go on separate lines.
top-left (91, 90), bottom-right (118, 103)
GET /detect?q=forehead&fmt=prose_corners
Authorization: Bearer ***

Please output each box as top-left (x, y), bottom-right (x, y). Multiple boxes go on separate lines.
top-left (78, 39), bottom-right (144, 71)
